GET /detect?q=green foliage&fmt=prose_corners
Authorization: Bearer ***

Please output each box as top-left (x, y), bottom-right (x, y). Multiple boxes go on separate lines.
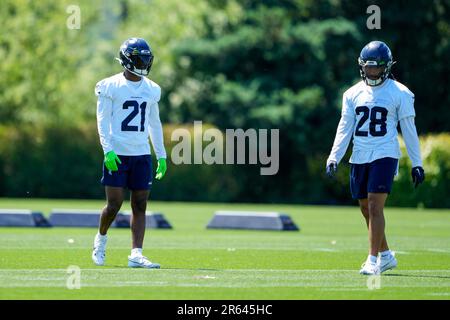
top-left (0, 0), bottom-right (97, 125)
top-left (388, 134), bottom-right (450, 208)
top-left (0, 124), bottom-right (103, 198)
top-left (0, 0), bottom-right (448, 207)
top-left (0, 0), bottom-right (211, 126)
top-left (151, 124), bottom-right (242, 202)
top-left (168, 0), bottom-right (362, 203)
top-left (164, 0), bottom-right (450, 206)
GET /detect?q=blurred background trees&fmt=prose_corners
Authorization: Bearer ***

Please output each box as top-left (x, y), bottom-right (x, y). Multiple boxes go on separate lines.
top-left (0, 0), bottom-right (448, 207)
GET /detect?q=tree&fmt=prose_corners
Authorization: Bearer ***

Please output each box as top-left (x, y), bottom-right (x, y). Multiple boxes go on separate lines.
top-left (169, 0), bottom-right (361, 202)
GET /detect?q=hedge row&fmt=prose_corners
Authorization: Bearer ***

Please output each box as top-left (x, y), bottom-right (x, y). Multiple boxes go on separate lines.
top-left (0, 124), bottom-right (448, 208)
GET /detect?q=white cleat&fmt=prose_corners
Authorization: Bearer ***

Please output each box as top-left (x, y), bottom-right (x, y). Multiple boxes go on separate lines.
top-left (359, 261), bottom-right (380, 275)
top-left (378, 252), bottom-right (397, 273)
top-left (128, 255), bottom-right (160, 269)
top-left (92, 233), bottom-right (107, 266)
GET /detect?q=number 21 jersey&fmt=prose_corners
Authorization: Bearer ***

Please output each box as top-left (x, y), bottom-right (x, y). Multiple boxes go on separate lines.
top-left (95, 73), bottom-right (166, 158)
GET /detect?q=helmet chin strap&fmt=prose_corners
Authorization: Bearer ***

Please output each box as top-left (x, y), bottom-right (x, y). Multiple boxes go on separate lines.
top-left (128, 67), bottom-right (148, 77)
top-left (360, 60), bottom-right (395, 87)
top-left (365, 77), bottom-right (383, 86)
top-left (115, 57), bottom-right (149, 77)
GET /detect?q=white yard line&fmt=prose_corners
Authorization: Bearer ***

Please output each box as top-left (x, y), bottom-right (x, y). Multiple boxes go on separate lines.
top-left (1, 268), bottom-right (450, 273)
top-left (427, 248), bottom-right (450, 253)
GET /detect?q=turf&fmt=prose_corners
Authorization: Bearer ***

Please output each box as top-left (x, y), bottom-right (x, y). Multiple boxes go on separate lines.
top-left (0, 198), bottom-right (449, 299)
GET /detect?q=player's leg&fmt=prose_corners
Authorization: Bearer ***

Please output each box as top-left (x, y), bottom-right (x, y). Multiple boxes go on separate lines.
top-left (359, 198), bottom-right (389, 252)
top-left (367, 192), bottom-right (388, 257)
top-left (351, 163), bottom-right (381, 275)
top-left (366, 157), bottom-right (399, 273)
top-left (99, 186), bottom-right (125, 235)
top-left (93, 156), bottom-right (128, 266)
top-left (130, 189), bottom-right (149, 250)
top-left (98, 157), bottom-right (128, 234)
top-left (359, 198), bottom-right (369, 226)
top-left (126, 155), bottom-right (160, 268)
top-left (92, 187), bottom-right (124, 266)
top-left (358, 195), bottom-right (384, 274)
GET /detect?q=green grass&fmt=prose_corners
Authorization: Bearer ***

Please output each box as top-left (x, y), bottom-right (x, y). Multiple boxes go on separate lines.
top-left (0, 198), bottom-right (449, 299)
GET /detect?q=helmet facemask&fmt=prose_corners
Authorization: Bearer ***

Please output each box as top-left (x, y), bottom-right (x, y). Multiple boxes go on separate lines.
top-left (118, 45), bottom-right (154, 77)
top-left (358, 58), bottom-right (394, 86)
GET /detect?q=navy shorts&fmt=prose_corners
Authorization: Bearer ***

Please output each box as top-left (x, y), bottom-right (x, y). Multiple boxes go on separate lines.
top-left (101, 155), bottom-right (152, 190)
top-left (350, 157), bottom-right (398, 199)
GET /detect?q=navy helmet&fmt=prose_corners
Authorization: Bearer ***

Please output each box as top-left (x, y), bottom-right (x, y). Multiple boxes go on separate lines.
top-left (117, 38), bottom-right (154, 77)
top-left (358, 41), bottom-right (395, 86)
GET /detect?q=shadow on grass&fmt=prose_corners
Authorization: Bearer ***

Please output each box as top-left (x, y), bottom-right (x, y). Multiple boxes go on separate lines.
top-left (384, 273), bottom-right (450, 280)
top-left (159, 267), bottom-right (222, 272)
top-left (106, 265), bottom-right (222, 271)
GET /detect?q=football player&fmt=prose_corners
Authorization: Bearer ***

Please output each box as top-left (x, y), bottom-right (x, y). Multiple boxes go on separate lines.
top-left (92, 38), bottom-right (167, 268)
top-left (326, 41), bottom-right (425, 275)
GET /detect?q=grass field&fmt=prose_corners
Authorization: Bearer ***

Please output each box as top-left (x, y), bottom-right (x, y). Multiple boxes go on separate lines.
top-left (0, 198), bottom-right (449, 300)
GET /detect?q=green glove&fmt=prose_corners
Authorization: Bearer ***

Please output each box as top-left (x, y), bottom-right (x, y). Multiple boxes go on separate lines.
top-left (104, 151), bottom-right (121, 171)
top-left (155, 158), bottom-right (167, 180)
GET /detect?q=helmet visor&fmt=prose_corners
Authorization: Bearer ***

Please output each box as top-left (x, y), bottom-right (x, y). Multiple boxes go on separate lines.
top-left (133, 54), bottom-right (152, 70)
top-left (363, 65), bottom-right (386, 80)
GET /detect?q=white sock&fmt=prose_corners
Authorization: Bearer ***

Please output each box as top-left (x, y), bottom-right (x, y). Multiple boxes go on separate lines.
top-left (131, 248), bottom-right (143, 257)
top-left (368, 255), bottom-right (377, 264)
top-left (96, 232), bottom-right (107, 240)
top-left (380, 250), bottom-right (391, 258)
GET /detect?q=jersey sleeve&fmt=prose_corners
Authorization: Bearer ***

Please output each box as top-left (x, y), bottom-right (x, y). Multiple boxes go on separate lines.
top-left (96, 96), bottom-right (113, 154)
top-left (327, 92), bottom-right (356, 165)
top-left (148, 102), bottom-right (167, 160)
top-left (152, 82), bottom-right (161, 103)
top-left (95, 78), bottom-right (114, 154)
top-left (397, 88), bottom-right (415, 121)
top-left (399, 117), bottom-right (422, 167)
top-left (341, 90), bottom-right (355, 118)
top-left (95, 79), bottom-right (113, 99)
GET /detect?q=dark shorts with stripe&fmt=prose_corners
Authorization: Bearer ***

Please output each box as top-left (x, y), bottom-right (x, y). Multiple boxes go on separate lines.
top-left (101, 155), bottom-right (152, 190)
top-left (350, 157), bottom-right (398, 200)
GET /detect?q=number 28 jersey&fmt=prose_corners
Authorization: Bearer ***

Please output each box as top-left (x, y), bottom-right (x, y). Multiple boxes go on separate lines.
top-left (95, 73), bottom-right (166, 158)
top-left (342, 79), bottom-right (415, 164)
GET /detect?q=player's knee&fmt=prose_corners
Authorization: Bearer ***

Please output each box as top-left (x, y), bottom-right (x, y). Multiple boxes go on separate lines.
top-left (131, 198), bottom-right (147, 213)
top-left (360, 204), bottom-right (369, 218)
top-left (368, 200), bottom-right (383, 216)
top-left (106, 200), bottom-right (122, 215)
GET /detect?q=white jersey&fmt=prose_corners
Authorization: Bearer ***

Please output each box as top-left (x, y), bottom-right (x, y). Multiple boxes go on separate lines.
top-left (95, 73), bottom-right (166, 158)
top-left (328, 79), bottom-right (422, 167)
